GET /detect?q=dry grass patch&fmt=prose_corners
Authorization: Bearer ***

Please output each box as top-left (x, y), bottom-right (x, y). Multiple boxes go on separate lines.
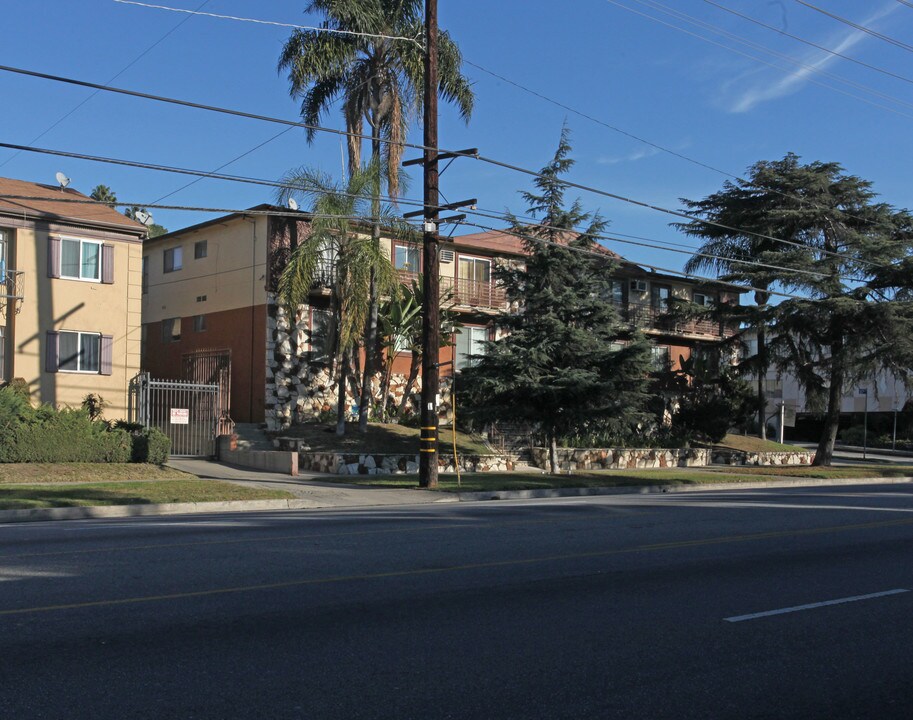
top-left (276, 422), bottom-right (493, 455)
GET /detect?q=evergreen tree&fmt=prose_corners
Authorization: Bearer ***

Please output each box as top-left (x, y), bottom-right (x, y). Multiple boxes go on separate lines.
top-left (460, 129), bottom-right (653, 474)
top-left (678, 154), bottom-right (913, 465)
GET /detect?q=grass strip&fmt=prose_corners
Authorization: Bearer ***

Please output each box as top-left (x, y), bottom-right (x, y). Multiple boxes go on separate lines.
top-left (0, 479), bottom-right (295, 510)
top-left (0, 464), bottom-right (194, 485)
top-left (277, 422), bottom-right (493, 455)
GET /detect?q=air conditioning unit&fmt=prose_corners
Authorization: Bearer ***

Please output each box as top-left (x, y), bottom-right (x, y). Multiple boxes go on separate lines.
top-left (630, 279), bottom-right (648, 292)
top-left (440, 249), bottom-right (455, 263)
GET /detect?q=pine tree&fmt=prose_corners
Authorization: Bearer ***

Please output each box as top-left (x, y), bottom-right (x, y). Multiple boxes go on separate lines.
top-left (460, 128), bottom-right (653, 474)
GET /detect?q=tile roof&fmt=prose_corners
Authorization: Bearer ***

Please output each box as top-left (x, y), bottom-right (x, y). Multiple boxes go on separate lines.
top-left (452, 228), bottom-right (625, 260)
top-left (0, 176), bottom-right (146, 233)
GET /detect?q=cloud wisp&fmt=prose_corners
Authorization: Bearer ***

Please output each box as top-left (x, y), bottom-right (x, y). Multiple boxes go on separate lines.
top-left (729, 1), bottom-right (900, 113)
top-left (597, 146), bottom-right (662, 165)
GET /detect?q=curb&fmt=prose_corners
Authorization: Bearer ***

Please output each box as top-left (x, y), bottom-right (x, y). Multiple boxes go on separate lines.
top-left (1, 476), bottom-right (910, 524)
top-left (453, 476), bottom-right (913, 502)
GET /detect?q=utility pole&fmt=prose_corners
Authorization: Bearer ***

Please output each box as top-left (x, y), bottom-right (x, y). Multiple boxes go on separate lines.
top-left (419, 0), bottom-right (440, 488)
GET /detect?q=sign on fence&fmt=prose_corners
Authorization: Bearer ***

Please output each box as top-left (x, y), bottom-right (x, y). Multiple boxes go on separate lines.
top-left (170, 408), bottom-right (190, 425)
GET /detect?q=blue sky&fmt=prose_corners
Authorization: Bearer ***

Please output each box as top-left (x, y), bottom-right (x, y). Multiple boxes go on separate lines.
top-left (2, 0), bottom-right (912, 278)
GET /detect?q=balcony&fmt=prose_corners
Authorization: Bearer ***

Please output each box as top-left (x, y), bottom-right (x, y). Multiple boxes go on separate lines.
top-left (397, 271), bottom-right (507, 311)
top-left (0, 269), bottom-right (23, 315)
top-left (623, 300), bottom-right (722, 337)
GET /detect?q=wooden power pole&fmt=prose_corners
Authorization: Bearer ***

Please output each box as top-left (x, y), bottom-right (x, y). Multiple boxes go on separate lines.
top-left (419, 0), bottom-right (440, 488)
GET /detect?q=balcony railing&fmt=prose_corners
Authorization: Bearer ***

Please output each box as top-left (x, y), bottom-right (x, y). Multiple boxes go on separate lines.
top-left (623, 300), bottom-right (721, 337)
top-left (0, 269), bottom-right (24, 314)
top-left (397, 271), bottom-right (508, 311)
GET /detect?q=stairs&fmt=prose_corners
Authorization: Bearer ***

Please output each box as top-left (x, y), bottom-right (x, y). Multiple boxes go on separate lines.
top-left (488, 422), bottom-right (538, 463)
top-left (232, 423), bottom-right (274, 452)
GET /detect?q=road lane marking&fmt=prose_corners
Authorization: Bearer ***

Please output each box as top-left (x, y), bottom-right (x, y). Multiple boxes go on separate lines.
top-left (724, 589), bottom-right (910, 623)
top-left (3, 515), bottom-right (913, 617)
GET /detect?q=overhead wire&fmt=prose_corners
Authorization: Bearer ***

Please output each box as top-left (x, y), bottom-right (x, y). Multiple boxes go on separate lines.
top-left (0, 0), bottom-right (214, 170)
top-left (112, 1), bottom-right (424, 47)
top-left (702, 0), bottom-right (913, 87)
top-left (796, 1), bottom-right (913, 55)
top-left (609, 0), bottom-right (913, 117)
top-left (0, 64), bottom-right (879, 267)
top-left (105, 2), bottom-right (906, 236)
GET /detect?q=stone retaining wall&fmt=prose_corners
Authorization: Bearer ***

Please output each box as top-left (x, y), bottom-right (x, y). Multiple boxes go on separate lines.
top-left (298, 452), bottom-right (510, 475)
top-left (711, 449), bottom-right (814, 466)
top-left (531, 447), bottom-right (711, 470)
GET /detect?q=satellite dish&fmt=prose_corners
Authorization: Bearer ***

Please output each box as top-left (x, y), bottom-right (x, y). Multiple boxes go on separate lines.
top-left (287, 198), bottom-right (299, 211)
top-left (134, 210), bottom-right (153, 226)
top-left (55, 172), bottom-right (70, 189)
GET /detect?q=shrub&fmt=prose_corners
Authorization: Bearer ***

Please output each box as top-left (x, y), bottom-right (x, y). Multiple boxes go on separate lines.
top-left (839, 425), bottom-right (867, 447)
top-left (130, 428), bottom-right (171, 464)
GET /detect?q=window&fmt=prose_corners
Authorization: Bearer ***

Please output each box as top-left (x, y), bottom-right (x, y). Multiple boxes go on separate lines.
top-left (394, 244), bottom-right (420, 272)
top-left (651, 285), bottom-right (671, 312)
top-left (193, 315), bottom-right (207, 333)
top-left (59, 332), bottom-right (101, 373)
top-left (455, 325), bottom-right (488, 370)
top-left (162, 318), bottom-right (181, 343)
top-left (164, 246), bottom-right (183, 273)
top-left (650, 345), bottom-right (670, 371)
top-left (0, 229), bottom-right (7, 280)
top-left (309, 308), bottom-right (336, 364)
top-left (602, 279), bottom-right (625, 305)
top-left (693, 292), bottom-right (714, 307)
top-left (60, 238), bottom-right (101, 281)
top-left (194, 240), bottom-right (208, 259)
top-left (142, 256), bottom-right (148, 294)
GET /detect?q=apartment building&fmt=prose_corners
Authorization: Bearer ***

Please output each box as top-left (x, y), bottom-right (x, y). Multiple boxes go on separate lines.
top-left (141, 208), bottom-right (742, 429)
top-left (0, 176), bottom-right (146, 416)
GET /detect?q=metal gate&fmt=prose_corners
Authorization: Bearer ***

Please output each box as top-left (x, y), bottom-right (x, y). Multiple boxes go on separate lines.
top-left (182, 348), bottom-right (234, 437)
top-left (130, 373), bottom-right (221, 458)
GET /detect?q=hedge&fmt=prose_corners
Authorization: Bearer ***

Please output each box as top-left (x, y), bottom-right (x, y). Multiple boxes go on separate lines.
top-left (0, 387), bottom-right (171, 464)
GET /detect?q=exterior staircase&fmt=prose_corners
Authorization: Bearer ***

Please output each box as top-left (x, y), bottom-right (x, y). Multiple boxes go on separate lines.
top-left (231, 423), bottom-right (274, 452)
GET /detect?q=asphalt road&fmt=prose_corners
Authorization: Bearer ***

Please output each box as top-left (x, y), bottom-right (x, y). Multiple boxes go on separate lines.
top-left (3, 485), bottom-right (913, 719)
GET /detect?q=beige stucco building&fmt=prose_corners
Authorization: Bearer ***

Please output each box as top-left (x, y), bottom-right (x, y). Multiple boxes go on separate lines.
top-left (0, 176), bottom-right (146, 417)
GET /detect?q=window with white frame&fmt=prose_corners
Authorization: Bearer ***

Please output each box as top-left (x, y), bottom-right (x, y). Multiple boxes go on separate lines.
top-left (393, 244), bottom-right (420, 272)
top-left (455, 325), bottom-right (488, 370)
top-left (194, 240), bottom-right (208, 259)
top-left (58, 331), bottom-right (101, 373)
top-left (164, 246), bottom-right (183, 273)
top-left (0, 229), bottom-right (7, 279)
top-left (309, 308), bottom-right (336, 364)
top-left (60, 237), bottom-right (101, 281)
top-left (692, 292), bottom-right (714, 307)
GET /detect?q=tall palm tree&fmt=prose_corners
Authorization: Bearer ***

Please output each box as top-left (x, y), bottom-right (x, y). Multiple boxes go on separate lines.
top-left (278, 0), bottom-right (473, 432)
top-left (90, 185), bottom-right (118, 207)
top-left (277, 164), bottom-right (400, 435)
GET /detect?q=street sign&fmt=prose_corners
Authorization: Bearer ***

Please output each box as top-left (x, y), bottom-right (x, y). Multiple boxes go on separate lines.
top-left (170, 408), bottom-right (190, 425)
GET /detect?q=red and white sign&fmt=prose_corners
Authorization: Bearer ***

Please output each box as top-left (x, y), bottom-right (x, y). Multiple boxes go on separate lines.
top-left (170, 408), bottom-right (190, 425)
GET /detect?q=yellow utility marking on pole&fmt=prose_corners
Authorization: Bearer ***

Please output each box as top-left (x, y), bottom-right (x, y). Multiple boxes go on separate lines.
top-left (2, 515), bottom-right (912, 617)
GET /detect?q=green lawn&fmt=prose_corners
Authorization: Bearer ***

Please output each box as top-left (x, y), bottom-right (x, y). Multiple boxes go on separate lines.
top-left (277, 422), bottom-right (493, 455)
top-left (0, 463), bottom-right (194, 484)
top-left (319, 465), bottom-right (912, 493)
top-left (0, 479), bottom-right (295, 510)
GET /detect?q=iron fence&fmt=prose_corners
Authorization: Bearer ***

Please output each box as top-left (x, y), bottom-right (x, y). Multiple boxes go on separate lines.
top-left (130, 373), bottom-right (221, 457)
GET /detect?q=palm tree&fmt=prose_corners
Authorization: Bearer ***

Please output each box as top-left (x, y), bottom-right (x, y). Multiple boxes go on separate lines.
top-left (278, 0), bottom-right (473, 432)
top-left (277, 163), bottom-right (403, 436)
top-left (90, 185), bottom-right (118, 207)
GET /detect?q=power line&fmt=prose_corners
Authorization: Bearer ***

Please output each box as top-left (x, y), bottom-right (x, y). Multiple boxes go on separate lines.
top-left (0, 0), bottom-right (214, 170)
top-left (0, 65), bottom-right (876, 266)
top-left (151, 126), bottom-right (296, 204)
top-left (458, 219), bottom-right (807, 300)
top-left (702, 0), bottom-right (913, 87)
top-left (0, 140), bottom-right (872, 277)
top-left (112, 1), bottom-right (423, 47)
top-left (611, 0), bottom-right (913, 117)
top-left (796, 1), bottom-right (913, 55)
top-left (100, 2), bottom-right (905, 236)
